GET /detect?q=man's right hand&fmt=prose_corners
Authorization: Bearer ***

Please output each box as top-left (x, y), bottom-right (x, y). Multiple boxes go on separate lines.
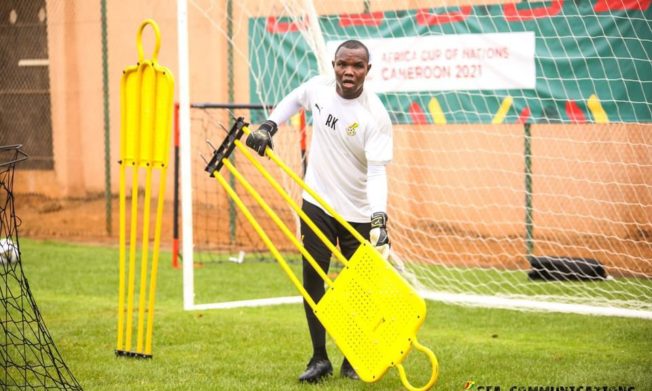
top-left (246, 120), bottom-right (278, 156)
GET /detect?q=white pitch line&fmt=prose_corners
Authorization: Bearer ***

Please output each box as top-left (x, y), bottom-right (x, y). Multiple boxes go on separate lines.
top-left (189, 291), bottom-right (652, 320)
top-left (419, 290), bottom-right (652, 320)
top-left (18, 59), bottom-right (49, 67)
top-left (189, 296), bottom-right (302, 310)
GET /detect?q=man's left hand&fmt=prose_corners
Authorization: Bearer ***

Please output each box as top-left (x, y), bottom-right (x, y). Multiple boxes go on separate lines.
top-left (370, 211), bottom-right (390, 259)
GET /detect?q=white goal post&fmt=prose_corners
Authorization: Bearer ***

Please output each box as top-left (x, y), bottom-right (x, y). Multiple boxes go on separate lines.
top-left (177, 0), bottom-right (652, 318)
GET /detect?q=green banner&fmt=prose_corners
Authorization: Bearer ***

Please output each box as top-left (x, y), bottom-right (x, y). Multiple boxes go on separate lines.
top-left (249, 1), bottom-right (651, 123)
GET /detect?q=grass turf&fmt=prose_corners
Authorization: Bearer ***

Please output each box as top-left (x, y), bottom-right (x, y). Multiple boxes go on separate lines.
top-left (11, 239), bottom-right (652, 390)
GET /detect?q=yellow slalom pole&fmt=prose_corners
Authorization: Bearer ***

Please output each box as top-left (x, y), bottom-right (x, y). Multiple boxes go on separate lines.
top-left (212, 169), bottom-right (319, 310)
top-left (116, 69), bottom-right (130, 351)
top-left (144, 164), bottom-right (167, 355)
top-left (143, 65), bottom-right (173, 356)
top-left (136, 165), bottom-right (153, 353)
top-left (116, 161), bottom-right (127, 350)
top-left (587, 94), bottom-right (609, 123)
top-left (135, 61), bottom-right (156, 353)
top-left (125, 165), bottom-right (140, 352)
top-left (222, 159), bottom-right (333, 287)
top-left (233, 139), bottom-right (348, 266)
top-left (427, 97), bottom-right (447, 125)
top-left (492, 96), bottom-right (513, 124)
top-left (118, 58), bottom-right (140, 353)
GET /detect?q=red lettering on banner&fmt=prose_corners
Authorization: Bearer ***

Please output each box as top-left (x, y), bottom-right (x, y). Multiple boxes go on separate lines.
top-left (565, 100), bottom-right (587, 123)
top-left (266, 16), bottom-right (307, 34)
top-left (408, 101), bottom-right (428, 124)
top-left (381, 66), bottom-right (452, 80)
top-left (594, 0), bottom-right (651, 12)
top-left (416, 6), bottom-right (472, 26)
top-left (421, 49), bottom-right (443, 61)
top-left (503, 0), bottom-right (564, 22)
top-left (339, 11), bottom-right (384, 27)
top-left (462, 47), bottom-right (509, 59)
top-left (382, 50), bottom-right (417, 62)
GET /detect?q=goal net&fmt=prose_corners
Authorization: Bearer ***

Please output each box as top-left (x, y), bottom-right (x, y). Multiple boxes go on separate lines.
top-left (178, 0), bottom-right (652, 317)
top-left (1, 145), bottom-right (82, 389)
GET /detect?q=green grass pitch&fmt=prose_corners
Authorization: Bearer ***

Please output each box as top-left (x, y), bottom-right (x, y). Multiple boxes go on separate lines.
top-left (13, 239), bottom-right (652, 390)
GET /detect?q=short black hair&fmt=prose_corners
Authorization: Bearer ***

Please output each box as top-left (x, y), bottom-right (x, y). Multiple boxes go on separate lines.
top-left (334, 39), bottom-right (370, 62)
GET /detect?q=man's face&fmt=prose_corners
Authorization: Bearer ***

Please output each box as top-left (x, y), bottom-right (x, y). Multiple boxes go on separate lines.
top-left (332, 46), bottom-right (371, 99)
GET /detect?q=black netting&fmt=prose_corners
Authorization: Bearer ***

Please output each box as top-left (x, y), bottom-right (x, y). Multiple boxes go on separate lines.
top-left (1, 145), bottom-right (82, 390)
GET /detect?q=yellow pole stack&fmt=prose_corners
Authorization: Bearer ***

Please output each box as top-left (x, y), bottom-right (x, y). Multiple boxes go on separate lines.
top-left (116, 19), bottom-right (174, 359)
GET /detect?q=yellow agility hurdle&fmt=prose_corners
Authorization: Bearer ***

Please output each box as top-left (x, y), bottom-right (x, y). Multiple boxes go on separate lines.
top-left (205, 118), bottom-right (439, 390)
top-left (116, 19), bottom-right (174, 359)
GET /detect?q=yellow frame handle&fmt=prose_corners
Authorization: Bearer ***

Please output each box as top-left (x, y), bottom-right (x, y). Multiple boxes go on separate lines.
top-left (137, 19), bottom-right (161, 62)
top-left (396, 338), bottom-right (439, 391)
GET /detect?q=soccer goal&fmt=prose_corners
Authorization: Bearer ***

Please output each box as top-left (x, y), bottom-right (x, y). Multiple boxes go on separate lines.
top-left (177, 0), bottom-right (652, 318)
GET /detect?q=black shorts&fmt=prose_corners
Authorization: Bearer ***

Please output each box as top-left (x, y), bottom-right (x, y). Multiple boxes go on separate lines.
top-left (300, 200), bottom-right (371, 270)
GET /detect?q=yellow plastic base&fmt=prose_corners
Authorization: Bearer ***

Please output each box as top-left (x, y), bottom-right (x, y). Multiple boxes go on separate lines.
top-left (315, 243), bottom-right (427, 383)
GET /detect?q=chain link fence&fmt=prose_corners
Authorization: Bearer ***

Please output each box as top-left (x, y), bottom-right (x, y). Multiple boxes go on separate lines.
top-left (1, 0), bottom-right (53, 170)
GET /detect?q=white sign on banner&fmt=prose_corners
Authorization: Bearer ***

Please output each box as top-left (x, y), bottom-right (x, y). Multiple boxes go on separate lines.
top-left (327, 32), bottom-right (536, 93)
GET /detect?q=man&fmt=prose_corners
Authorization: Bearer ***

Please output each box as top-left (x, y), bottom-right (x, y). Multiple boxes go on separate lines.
top-left (246, 39), bottom-right (392, 383)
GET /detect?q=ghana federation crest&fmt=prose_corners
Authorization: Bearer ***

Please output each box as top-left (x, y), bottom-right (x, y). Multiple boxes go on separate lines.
top-left (346, 122), bottom-right (359, 136)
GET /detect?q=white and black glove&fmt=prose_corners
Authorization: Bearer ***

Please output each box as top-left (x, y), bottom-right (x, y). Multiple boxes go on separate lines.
top-left (245, 120), bottom-right (278, 156)
top-left (369, 211), bottom-right (390, 259)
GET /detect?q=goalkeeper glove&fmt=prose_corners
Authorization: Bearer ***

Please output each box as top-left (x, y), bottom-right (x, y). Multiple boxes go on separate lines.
top-left (370, 211), bottom-right (390, 259)
top-left (246, 120), bottom-right (278, 156)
